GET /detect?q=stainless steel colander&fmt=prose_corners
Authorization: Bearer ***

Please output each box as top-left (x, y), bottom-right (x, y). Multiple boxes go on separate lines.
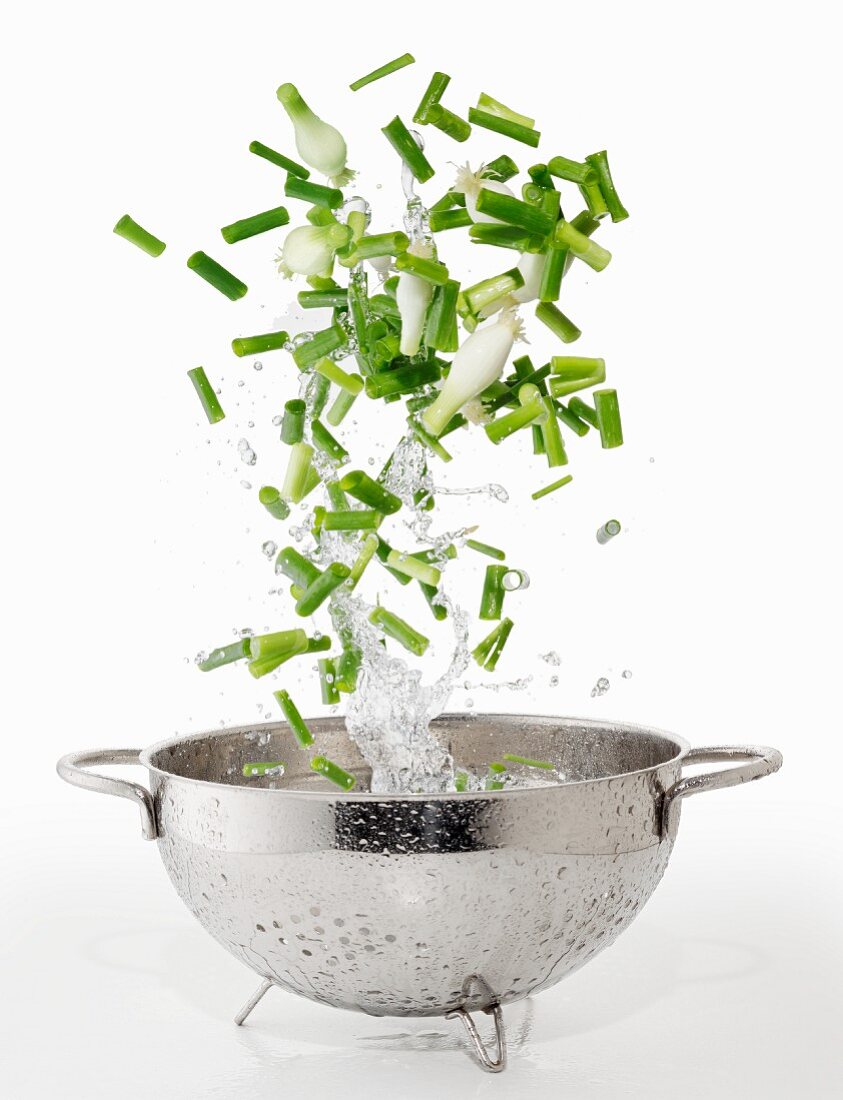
top-left (57, 714), bottom-right (781, 1072)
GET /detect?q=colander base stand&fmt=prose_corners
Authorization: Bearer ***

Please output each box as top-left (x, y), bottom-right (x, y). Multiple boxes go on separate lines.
top-left (231, 974), bottom-right (508, 1074)
top-left (234, 978), bottom-right (273, 1026)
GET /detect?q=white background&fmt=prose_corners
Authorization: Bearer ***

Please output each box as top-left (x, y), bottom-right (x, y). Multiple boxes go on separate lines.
top-left (2, 1), bottom-right (841, 1095)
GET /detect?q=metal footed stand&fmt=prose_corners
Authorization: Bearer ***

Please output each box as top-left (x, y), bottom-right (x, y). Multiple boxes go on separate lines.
top-left (445, 973), bottom-right (507, 1073)
top-left (232, 972), bottom-right (507, 1074)
top-left (234, 978), bottom-right (273, 1026)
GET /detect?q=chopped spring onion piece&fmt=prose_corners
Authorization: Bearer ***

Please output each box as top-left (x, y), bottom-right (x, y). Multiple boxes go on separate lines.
top-left (467, 108), bottom-right (540, 147)
top-left (476, 92), bottom-right (535, 129)
top-left (273, 689), bottom-right (314, 747)
top-left (597, 518), bottom-right (622, 544)
top-left (186, 252), bottom-right (248, 300)
top-left (326, 479), bottom-right (349, 511)
top-left (367, 293), bottom-right (401, 321)
top-left (364, 361), bottom-right (442, 399)
top-left (301, 464), bottom-right (322, 501)
top-left (584, 150), bottom-right (629, 223)
top-left (469, 224), bottom-right (540, 251)
top-left (422, 310), bottom-right (523, 437)
top-left (313, 507), bottom-right (383, 531)
top-left (259, 485), bottom-right (291, 520)
top-left (578, 173), bottom-right (610, 220)
top-left (284, 176), bottom-right (343, 209)
top-left (335, 645), bottom-right (363, 693)
top-left (531, 474), bottom-right (573, 500)
top-left (308, 371), bottom-right (332, 419)
top-left (305, 635), bottom-right (332, 655)
top-left (418, 579), bottom-right (448, 621)
top-left (197, 638), bottom-right (251, 671)
top-left (326, 387), bottom-right (359, 426)
top-left (535, 302), bottom-right (581, 344)
top-left (473, 616), bottom-right (514, 670)
top-left (485, 393), bottom-right (546, 444)
top-left (538, 246), bottom-right (566, 303)
top-left (547, 155), bottom-right (594, 185)
top-left (386, 551), bottom-right (441, 587)
top-left (232, 329), bottom-right (289, 357)
top-left (317, 659), bottom-right (340, 705)
top-left (502, 569), bottom-right (529, 591)
top-left (369, 606), bottom-right (430, 656)
top-left (429, 208), bottom-right (473, 232)
top-left (566, 396), bottom-right (598, 429)
top-left (482, 155), bottom-right (520, 182)
top-left (221, 205), bottom-right (290, 244)
top-left (292, 324), bottom-right (346, 369)
top-left (394, 252), bottom-right (450, 285)
top-left (347, 533), bottom-right (380, 588)
top-left (187, 367), bottom-right (225, 424)
top-left (311, 754), bottom-right (356, 791)
top-left (375, 536), bottom-right (412, 585)
top-left (475, 189), bottom-right (554, 236)
top-left (463, 268), bottom-right (524, 315)
top-left (349, 52), bottom-right (415, 91)
top-left (306, 204), bottom-right (338, 226)
top-left (528, 163), bottom-right (556, 190)
top-left (454, 770), bottom-right (469, 792)
top-left (277, 222), bottom-right (351, 278)
top-left (553, 220), bottom-right (612, 272)
top-left (425, 279), bottom-right (461, 353)
top-left (276, 83), bottom-right (354, 187)
top-left (486, 762), bottom-right (507, 790)
top-left (342, 231), bottom-right (410, 262)
top-left (593, 388), bottom-right (623, 448)
top-left (532, 424), bottom-right (545, 454)
top-left (281, 441), bottom-right (314, 503)
top-left (465, 538), bottom-right (506, 561)
top-left (275, 546), bottom-right (321, 588)
top-left (540, 397), bottom-right (568, 467)
top-left (549, 356), bottom-right (606, 398)
top-left (430, 189), bottom-right (464, 211)
top-left (501, 753), bottom-right (555, 770)
top-left (281, 399), bottom-right (306, 444)
top-left (243, 761), bottom-right (285, 778)
top-left (479, 564), bottom-right (507, 620)
top-left (296, 562), bottom-right (351, 615)
top-left (249, 140), bottom-right (310, 178)
top-left (314, 358), bottom-right (363, 394)
top-left (413, 72), bottom-right (451, 124)
top-left (311, 419), bottom-right (349, 465)
top-left (409, 417), bottom-right (453, 462)
top-left (250, 629), bottom-right (309, 661)
top-left (113, 214), bottom-right (166, 257)
top-left (298, 288), bottom-right (348, 309)
top-left (426, 104), bottom-right (471, 142)
top-left (381, 116), bottom-right (435, 183)
top-left (340, 470), bottom-right (402, 514)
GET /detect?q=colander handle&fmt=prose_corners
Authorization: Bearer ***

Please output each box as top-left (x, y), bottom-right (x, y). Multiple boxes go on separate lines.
top-left (56, 748), bottom-right (158, 841)
top-left (661, 745), bottom-right (783, 840)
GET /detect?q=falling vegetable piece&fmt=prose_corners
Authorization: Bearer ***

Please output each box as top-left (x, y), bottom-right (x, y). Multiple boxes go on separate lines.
top-left (467, 108), bottom-right (540, 148)
top-left (258, 486), bottom-right (291, 520)
top-left (369, 606), bottom-right (430, 656)
top-left (413, 72), bottom-right (451, 124)
top-left (276, 83), bottom-right (354, 187)
top-left (187, 366), bottom-right (225, 424)
top-left (311, 755), bottom-right (356, 791)
top-left (465, 539), bottom-right (506, 561)
top-left (473, 617), bottom-right (514, 670)
top-left (535, 302), bottom-right (581, 344)
top-left (597, 519), bottom-right (622, 544)
top-left (273, 689), bottom-right (314, 746)
top-left (349, 52), bottom-right (415, 91)
top-left (231, 329), bottom-right (289, 357)
top-left (594, 389), bottom-right (624, 448)
top-left (531, 474), bottom-right (573, 500)
top-left (186, 252), bottom-right (248, 300)
top-left (317, 659), bottom-right (340, 705)
top-left (249, 140), bottom-right (310, 178)
top-left (113, 214), bottom-right (166, 257)
top-left (197, 638), bottom-right (251, 671)
top-left (340, 470), bottom-right (402, 514)
top-left (243, 761), bottom-right (285, 778)
top-left (479, 565), bottom-right (508, 620)
top-left (221, 206), bottom-right (290, 244)
top-left (381, 116), bottom-right (435, 183)
top-left (501, 753), bottom-right (555, 770)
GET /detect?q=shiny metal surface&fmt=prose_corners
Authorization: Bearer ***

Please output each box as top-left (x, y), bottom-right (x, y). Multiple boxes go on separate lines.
top-left (57, 714), bottom-right (782, 1025)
